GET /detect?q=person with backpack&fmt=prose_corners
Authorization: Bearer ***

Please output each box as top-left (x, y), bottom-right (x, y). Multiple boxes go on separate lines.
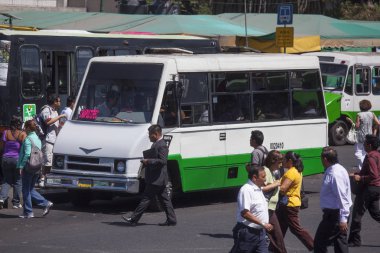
top-left (39, 94), bottom-right (66, 187)
top-left (246, 130), bottom-right (268, 172)
top-left (16, 120), bottom-right (53, 218)
top-left (0, 116), bottom-right (26, 209)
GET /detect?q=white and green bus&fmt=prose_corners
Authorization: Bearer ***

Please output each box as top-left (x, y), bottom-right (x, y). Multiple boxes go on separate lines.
top-left (46, 53), bottom-right (328, 205)
top-left (305, 52), bottom-right (380, 145)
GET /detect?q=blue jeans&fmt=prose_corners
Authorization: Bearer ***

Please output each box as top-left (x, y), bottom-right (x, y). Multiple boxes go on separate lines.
top-left (231, 223), bottom-right (268, 253)
top-left (0, 157), bottom-right (22, 205)
top-left (21, 170), bottom-right (49, 215)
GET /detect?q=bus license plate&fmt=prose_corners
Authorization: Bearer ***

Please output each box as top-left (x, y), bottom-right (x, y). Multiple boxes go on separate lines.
top-left (78, 179), bottom-right (92, 188)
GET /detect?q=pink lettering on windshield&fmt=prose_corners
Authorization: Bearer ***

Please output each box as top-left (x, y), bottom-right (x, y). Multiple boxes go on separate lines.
top-left (79, 109), bottom-right (99, 120)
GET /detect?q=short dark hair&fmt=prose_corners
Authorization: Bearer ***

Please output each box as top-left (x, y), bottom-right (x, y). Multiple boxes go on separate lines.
top-left (359, 99), bottom-right (372, 111)
top-left (47, 94), bottom-right (60, 105)
top-left (284, 151), bottom-right (304, 173)
top-left (148, 124), bottom-right (162, 135)
top-left (9, 116), bottom-right (22, 131)
top-left (24, 119), bottom-right (38, 132)
top-left (251, 130), bottom-right (264, 145)
top-left (321, 146), bottom-right (339, 164)
top-left (66, 96), bottom-right (75, 107)
top-left (248, 166), bottom-right (264, 179)
top-left (265, 150), bottom-right (283, 168)
top-left (365, 134), bottom-right (379, 150)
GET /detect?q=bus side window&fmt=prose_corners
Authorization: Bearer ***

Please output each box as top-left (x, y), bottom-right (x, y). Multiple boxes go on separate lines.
top-left (252, 71), bottom-right (289, 121)
top-left (355, 67), bottom-right (370, 94)
top-left (372, 66), bottom-right (380, 95)
top-left (291, 70), bottom-right (325, 119)
top-left (179, 73), bottom-right (209, 126)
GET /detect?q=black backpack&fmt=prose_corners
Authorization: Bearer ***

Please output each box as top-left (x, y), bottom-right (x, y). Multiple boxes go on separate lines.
top-left (33, 106), bottom-right (49, 140)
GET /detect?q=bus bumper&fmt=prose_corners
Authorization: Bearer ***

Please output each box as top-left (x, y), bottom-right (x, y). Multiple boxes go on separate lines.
top-left (45, 173), bottom-right (140, 194)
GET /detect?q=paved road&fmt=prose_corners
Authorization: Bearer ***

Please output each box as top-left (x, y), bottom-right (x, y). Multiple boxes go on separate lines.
top-left (0, 145), bottom-right (379, 253)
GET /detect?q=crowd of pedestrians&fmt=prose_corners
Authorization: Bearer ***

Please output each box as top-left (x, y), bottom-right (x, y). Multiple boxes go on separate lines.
top-left (0, 97), bottom-right (380, 253)
top-left (231, 127), bottom-right (380, 253)
top-left (0, 94), bottom-right (72, 217)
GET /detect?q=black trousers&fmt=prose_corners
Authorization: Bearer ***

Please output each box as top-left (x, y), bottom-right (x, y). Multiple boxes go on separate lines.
top-left (130, 184), bottom-right (176, 223)
top-left (348, 186), bottom-right (380, 244)
top-left (314, 209), bottom-right (348, 253)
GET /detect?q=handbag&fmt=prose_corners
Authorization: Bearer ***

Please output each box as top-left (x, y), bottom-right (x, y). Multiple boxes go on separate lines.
top-left (278, 194), bottom-right (288, 206)
top-left (300, 181), bottom-right (309, 209)
top-left (346, 123), bottom-right (357, 144)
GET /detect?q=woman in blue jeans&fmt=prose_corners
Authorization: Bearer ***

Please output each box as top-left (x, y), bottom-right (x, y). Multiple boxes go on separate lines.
top-left (16, 120), bottom-right (53, 218)
top-left (0, 116), bottom-right (26, 209)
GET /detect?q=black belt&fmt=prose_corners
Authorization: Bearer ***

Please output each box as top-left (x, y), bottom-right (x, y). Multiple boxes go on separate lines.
top-left (236, 222), bottom-right (264, 234)
top-left (322, 208), bottom-right (339, 214)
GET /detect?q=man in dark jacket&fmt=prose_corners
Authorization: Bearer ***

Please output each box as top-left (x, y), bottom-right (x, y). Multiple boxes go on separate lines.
top-left (122, 124), bottom-right (177, 226)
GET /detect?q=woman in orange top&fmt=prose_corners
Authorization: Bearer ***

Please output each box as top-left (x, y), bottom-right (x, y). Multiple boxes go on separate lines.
top-left (276, 151), bottom-right (314, 251)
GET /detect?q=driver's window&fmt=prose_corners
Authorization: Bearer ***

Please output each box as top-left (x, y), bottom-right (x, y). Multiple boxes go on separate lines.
top-left (344, 67), bottom-right (353, 95)
top-left (355, 67), bottom-right (370, 94)
top-left (372, 66), bottom-right (380, 95)
top-left (160, 85), bottom-right (178, 128)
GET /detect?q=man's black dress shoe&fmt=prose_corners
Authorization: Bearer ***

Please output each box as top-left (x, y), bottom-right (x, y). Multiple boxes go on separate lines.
top-left (122, 215), bottom-right (137, 226)
top-left (158, 220), bottom-right (177, 226)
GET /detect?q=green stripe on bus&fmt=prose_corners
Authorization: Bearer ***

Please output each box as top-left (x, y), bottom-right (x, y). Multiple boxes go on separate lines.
top-left (168, 147), bottom-right (324, 192)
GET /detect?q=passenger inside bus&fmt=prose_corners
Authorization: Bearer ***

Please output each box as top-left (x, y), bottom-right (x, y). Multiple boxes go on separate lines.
top-left (95, 90), bottom-right (119, 117)
top-left (215, 95), bottom-right (244, 122)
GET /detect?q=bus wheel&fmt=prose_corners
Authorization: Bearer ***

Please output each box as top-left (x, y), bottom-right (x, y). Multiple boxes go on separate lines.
top-left (148, 181), bottom-right (173, 212)
top-left (69, 189), bottom-right (93, 207)
top-left (330, 120), bottom-right (348, 146)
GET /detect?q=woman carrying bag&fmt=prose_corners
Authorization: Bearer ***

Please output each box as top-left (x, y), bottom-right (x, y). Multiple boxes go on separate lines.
top-left (276, 151), bottom-right (314, 252)
top-left (17, 120), bottom-right (53, 218)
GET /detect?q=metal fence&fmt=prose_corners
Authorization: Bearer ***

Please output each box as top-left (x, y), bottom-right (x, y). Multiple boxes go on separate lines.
top-left (0, 0), bottom-right (57, 7)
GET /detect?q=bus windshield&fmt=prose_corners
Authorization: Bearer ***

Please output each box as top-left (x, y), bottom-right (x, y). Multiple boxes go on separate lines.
top-left (320, 63), bottom-right (348, 91)
top-left (72, 62), bottom-right (163, 123)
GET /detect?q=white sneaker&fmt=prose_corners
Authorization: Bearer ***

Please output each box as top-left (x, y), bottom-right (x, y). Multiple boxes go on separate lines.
top-left (19, 213), bottom-right (34, 218)
top-left (12, 203), bottom-right (22, 209)
top-left (42, 201), bottom-right (53, 216)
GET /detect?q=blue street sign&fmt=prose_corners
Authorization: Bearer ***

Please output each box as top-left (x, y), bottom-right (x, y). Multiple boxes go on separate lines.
top-left (277, 4), bottom-right (293, 25)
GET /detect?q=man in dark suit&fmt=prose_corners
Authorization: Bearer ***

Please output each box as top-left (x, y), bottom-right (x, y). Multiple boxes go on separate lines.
top-left (122, 124), bottom-right (177, 226)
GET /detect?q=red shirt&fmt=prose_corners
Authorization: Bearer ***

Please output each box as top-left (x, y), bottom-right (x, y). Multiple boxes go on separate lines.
top-left (360, 150), bottom-right (380, 187)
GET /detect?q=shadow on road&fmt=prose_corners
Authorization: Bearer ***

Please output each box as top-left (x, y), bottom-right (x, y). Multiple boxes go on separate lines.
top-left (199, 233), bottom-right (233, 239)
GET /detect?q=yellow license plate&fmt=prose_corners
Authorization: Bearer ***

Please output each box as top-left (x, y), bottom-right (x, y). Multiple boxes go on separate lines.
top-left (78, 179), bottom-right (92, 188)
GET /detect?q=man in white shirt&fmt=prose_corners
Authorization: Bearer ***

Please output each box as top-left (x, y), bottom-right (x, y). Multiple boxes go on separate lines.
top-left (314, 146), bottom-right (352, 253)
top-left (230, 166), bottom-right (273, 253)
top-left (60, 96), bottom-right (75, 127)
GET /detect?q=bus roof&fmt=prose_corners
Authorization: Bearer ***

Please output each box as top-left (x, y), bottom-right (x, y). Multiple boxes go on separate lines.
top-left (0, 29), bottom-right (209, 40)
top-left (90, 53), bottom-right (321, 72)
top-left (305, 52), bottom-right (380, 65)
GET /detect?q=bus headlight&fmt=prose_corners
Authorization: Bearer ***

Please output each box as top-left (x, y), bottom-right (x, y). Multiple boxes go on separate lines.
top-left (115, 160), bottom-right (126, 173)
top-left (54, 155), bottom-right (64, 169)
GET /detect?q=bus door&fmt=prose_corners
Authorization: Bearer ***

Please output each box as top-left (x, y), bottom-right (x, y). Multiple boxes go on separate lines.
top-left (341, 66), bottom-right (354, 114)
top-left (75, 47), bottom-right (94, 95)
top-left (371, 66), bottom-right (380, 112)
top-left (353, 65), bottom-right (371, 112)
top-left (42, 51), bottom-right (73, 112)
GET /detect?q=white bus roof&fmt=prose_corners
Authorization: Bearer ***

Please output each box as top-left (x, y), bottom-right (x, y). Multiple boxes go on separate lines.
top-left (0, 29), bottom-right (209, 40)
top-left (305, 52), bottom-right (380, 66)
top-left (90, 53), bottom-right (320, 72)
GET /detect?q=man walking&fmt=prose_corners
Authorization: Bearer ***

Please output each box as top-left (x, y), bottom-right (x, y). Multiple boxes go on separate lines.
top-left (250, 130), bottom-right (268, 167)
top-left (122, 124), bottom-right (176, 226)
top-left (314, 146), bottom-right (352, 253)
top-left (348, 134), bottom-right (380, 247)
top-left (40, 94), bottom-right (66, 187)
top-left (230, 166), bottom-right (273, 253)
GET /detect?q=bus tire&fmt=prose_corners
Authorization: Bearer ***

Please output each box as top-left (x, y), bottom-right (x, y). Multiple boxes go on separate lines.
top-left (69, 189), bottom-right (92, 207)
top-left (329, 120), bottom-right (348, 146)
